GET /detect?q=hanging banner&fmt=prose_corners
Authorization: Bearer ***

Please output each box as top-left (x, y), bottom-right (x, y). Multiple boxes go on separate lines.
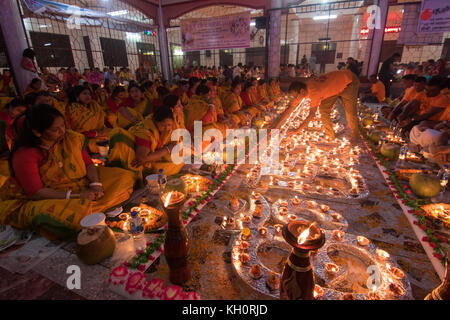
top-left (21, 0), bottom-right (155, 31)
top-left (180, 12), bottom-right (251, 52)
top-left (417, 0), bottom-right (450, 33)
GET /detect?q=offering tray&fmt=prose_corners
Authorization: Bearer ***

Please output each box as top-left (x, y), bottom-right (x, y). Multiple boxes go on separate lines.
top-left (230, 227), bottom-right (413, 300)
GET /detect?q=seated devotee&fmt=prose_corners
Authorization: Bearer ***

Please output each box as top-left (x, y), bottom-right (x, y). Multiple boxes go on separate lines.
top-left (240, 81), bottom-right (265, 118)
top-left (66, 85), bottom-right (109, 154)
top-left (151, 86), bottom-right (170, 110)
top-left (128, 83), bottom-right (152, 118)
top-left (361, 75), bottom-right (385, 103)
top-left (187, 77), bottom-right (201, 98)
top-left (0, 98), bottom-right (27, 153)
top-left (257, 79), bottom-right (272, 104)
top-left (107, 105), bottom-right (184, 185)
top-left (387, 76), bottom-right (426, 121)
top-left (163, 95), bottom-right (185, 130)
top-left (91, 83), bottom-right (108, 107)
top-left (267, 78), bottom-right (281, 101)
top-left (223, 80), bottom-right (252, 126)
top-left (218, 77), bottom-right (232, 105)
top-left (0, 69), bottom-right (14, 97)
top-left (410, 121), bottom-right (449, 155)
top-left (26, 90), bottom-right (67, 116)
top-left (398, 76), bottom-right (450, 132)
top-left (184, 84), bottom-right (228, 136)
top-left (430, 145), bottom-right (450, 164)
top-left (41, 67), bottom-right (62, 92)
top-left (0, 104), bottom-right (134, 240)
top-left (208, 79), bottom-right (236, 128)
top-left (441, 78), bottom-right (450, 99)
top-left (277, 69), bottom-right (360, 143)
top-left (171, 80), bottom-right (189, 106)
top-left (23, 78), bottom-right (44, 96)
top-left (141, 80), bottom-right (157, 101)
top-left (107, 85), bottom-right (143, 129)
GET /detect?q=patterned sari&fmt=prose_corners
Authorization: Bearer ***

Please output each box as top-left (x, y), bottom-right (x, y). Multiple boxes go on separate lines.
top-left (0, 130), bottom-right (134, 240)
top-left (107, 116), bottom-right (184, 185)
top-left (223, 92), bottom-right (249, 125)
top-left (107, 97), bottom-right (144, 129)
top-left (67, 101), bottom-right (108, 153)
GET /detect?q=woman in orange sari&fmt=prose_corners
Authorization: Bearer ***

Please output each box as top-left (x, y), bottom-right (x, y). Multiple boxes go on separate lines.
top-left (106, 86), bottom-right (143, 129)
top-left (0, 104), bottom-right (134, 240)
top-left (66, 86), bottom-right (109, 153)
top-left (240, 81), bottom-right (265, 118)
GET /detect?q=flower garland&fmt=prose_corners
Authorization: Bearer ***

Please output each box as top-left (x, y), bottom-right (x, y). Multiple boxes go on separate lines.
top-left (359, 125), bottom-right (447, 265)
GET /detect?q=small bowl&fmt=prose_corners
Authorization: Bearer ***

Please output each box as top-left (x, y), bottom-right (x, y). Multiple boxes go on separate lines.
top-left (357, 236), bottom-right (369, 246)
top-left (80, 212), bottom-right (106, 228)
top-left (325, 263), bottom-right (339, 275)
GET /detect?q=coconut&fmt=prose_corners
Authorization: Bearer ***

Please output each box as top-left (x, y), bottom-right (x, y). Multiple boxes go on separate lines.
top-left (76, 226), bottom-right (116, 265)
top-left (380, 143), bottom-right (400, 160)
top-left (369, 130), bottom-right (383, 144)
top-left (409, 173), bottom-right (442, 198)
top-left (362, 117), bottom-right (374, 127)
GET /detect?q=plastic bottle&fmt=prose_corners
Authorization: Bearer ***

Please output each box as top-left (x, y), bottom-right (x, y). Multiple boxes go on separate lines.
top-left (396, 144), bottom-right (408, 168)
top-left (438, 165), bottom-right (449, 189)
top-left (158, 168), bottom-right (167, 194)
top-left (378, 131), bottom-right (386, 147)
top-left (129, 210), bottom-right (144, 240)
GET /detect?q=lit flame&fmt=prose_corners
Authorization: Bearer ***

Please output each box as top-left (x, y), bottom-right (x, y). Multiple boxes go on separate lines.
top-left (386, 263), bottom-right (391, 270)
top-left (372, 286), bottom-right (377, 294)
top-left (164, 191), bottom-right (173, 208)
top-left (297, 222), bottom-right (316, 245)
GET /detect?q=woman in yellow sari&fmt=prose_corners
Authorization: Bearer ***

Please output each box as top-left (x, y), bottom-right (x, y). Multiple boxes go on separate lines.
top-left (107, 106), bottom-right (183, 185)
top-left (23, 78), bottom-right (44, 96)
top-left (107, 86), bottom-right (143, 129)
top-left (267, 78), bottom-right (282, 101)
top-left (257, 79), bottom-right (273, 104)
top-left (142, 81), bottom-right (157, 102)
top-left (185, 84), bottom-right (228, 137)
top-left (128, 83), bottom-right (152, 118)
top-left (0, 104), bottom-right (134, 240)
top-left (223, 81), bottom-right (252, 126)
top-left (163, 95), bottom-right (185, 130)
top-left (66, 86), bottom-right (109, 154)
top-left (218, 78), bottom-right (232, 106)
top-left (91, 84), bottom-right (108, 108)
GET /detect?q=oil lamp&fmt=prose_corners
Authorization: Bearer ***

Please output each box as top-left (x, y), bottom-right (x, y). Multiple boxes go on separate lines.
top-left (160, 179), bottom-right (190, 285)
top-left (280, 221), bottom-right (326, 300)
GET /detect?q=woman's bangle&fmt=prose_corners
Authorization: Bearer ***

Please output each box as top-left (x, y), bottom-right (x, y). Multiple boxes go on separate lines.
top-left (66, 190), bottom-right (72, 199)
top-left (89, 182), bottom-right (103, 187)
top-left (165, 146), bottom-right (171, 154)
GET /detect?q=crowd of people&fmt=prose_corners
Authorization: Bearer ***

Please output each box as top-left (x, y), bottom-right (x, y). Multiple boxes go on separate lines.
top-left (0, 49), bottom-right (284, 241)
top-left (380, 74), bottom-right (449, 165)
